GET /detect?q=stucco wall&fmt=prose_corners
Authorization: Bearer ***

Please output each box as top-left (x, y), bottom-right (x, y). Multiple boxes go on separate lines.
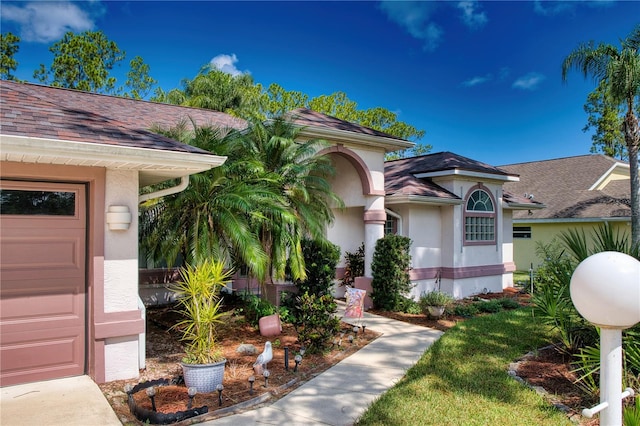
top-left (328, 154), bottom-right (367, 207)
top-left (404, 205), bottom-right (443, 269)
top-left (328, 207), bottom-right (365, 268)
top-left (512, 220), bottom-right (631, 270)
top-left (102, 169), bottom-right (141, 381)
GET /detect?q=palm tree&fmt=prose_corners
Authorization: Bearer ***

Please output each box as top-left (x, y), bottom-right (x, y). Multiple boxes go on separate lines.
top-left (227, 115), bottom-right (344, 284)
top-left (562, 24), bottom-right (640, 247)
top-left (139, 120), bottom-right (276, 281)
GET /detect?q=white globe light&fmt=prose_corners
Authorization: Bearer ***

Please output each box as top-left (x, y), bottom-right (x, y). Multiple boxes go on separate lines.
top-left (570, 251), bottom-right (640, 328)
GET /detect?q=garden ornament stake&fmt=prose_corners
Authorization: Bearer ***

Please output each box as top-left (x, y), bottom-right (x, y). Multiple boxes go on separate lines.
top-left (216, 384), bottom-right (224, 406)
top-left (569, 251), bottom-right (640, 426)
top-left (248, 375), bottom-right (255, 395)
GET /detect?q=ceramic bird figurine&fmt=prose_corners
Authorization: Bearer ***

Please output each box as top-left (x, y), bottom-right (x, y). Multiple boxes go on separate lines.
top-left (253, 341), bottom-right (273, 375)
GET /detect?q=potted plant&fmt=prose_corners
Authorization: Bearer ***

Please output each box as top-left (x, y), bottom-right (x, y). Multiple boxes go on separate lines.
top-left (172, 259), bottom-right (231, 393)
top-left (419, 290), bottom-right (454, 319)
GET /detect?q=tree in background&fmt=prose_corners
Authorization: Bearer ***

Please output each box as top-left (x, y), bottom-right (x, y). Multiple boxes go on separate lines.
top-left (583, 81), bottom-right (627, 160)
top-left (563, 24), bottom-right (640, 248)
top-left (33, 30), bottom-right (125, 93)
top-left (124, 55), bottom-right (157, 99)
top-left (152, 65), bottom-right (260, 117)
top-left (155, 68), bottom-right (429, 158)
top-left (32, 30), bottom-right (156, 98)
top-left (0, 32), bottom-right (20, 80)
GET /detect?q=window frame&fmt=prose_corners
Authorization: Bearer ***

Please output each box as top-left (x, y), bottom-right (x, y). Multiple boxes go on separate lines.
top-left (463, 185), bottom-right (497, 246)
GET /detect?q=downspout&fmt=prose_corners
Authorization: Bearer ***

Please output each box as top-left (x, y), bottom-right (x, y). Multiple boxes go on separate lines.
top-left (137, 175), bottom-right (190, 369)
top-left (139, 176), bottom-right (190, 204)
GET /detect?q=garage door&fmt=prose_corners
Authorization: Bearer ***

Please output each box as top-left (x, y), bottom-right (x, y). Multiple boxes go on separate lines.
top-left (0, 180), bottom-right (86, 386)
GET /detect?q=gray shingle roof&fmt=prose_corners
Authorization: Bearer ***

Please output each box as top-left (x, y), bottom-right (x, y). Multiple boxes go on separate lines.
top-left (500, 155), bottom-right (631, 220)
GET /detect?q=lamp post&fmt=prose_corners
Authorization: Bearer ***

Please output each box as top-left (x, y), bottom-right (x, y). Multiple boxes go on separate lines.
top-left (569, 251), bottom-right (640, 425)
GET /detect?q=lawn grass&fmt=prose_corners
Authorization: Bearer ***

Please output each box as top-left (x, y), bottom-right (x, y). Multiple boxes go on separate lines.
top-left (355, 308), bottom-right (572, 426)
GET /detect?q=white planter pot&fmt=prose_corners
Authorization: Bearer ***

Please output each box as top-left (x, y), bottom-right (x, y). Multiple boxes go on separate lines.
top-left (181, 359), bottom-right (226, 393)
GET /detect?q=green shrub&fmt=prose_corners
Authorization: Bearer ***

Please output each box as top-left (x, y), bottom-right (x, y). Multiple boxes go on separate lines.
top-left (340, 243), bottom-right (364, 287)
top-left (290, 292), bottom-right (340, 354)
top-left (371, 234), bottom-right (412, 311)
top-left (283, 238), bottom-right (341, 353)
top-left (453, 304), bottom-right (479, 317)
top-left (397, 296), bottom-right (421, 314)
top-left (476, 300), bottom-right (503, 313)
top-left (241, 293), bottom-right (277, 327)
top-left (295, 238), bottom-right (340, 296)
top-left (419, 291), bottom-right (454, 308)
top-left (497, 297), bottom-right (520, 310)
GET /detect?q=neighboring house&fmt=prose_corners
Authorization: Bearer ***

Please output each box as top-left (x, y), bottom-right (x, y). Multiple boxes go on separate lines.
top-left (500, 155), bottom-right (632, 270)
top-left (382, 152), bottom-right (542, 299)
top-left (0, 80), bottom-right (243, 386)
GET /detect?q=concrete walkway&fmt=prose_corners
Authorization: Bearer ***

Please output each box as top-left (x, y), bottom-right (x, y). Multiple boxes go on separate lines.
top-left (0, 304), bottom-right (442, 426)
top-left (201, 303), bottom-right (443, 426)
top-left (0, 375), bottom-right (122, 426)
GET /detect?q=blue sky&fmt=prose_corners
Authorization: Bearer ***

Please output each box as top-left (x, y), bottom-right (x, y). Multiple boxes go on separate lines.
top-left (2, 1), bottom-right (638, 165)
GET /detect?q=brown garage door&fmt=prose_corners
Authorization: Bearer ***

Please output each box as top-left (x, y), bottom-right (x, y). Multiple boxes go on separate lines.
top-left (0, 180), bottom-right (86, 386)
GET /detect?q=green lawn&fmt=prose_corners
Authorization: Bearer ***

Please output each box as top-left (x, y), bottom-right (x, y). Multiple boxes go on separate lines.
top-left (356, 308), bottom-right (572, 426)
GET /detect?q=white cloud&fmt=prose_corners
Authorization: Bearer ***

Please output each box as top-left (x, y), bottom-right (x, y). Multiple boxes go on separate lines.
top-left (209, 54), bottom-right (249, 76)
top-left (1, 2), bottom-right (97, 43)
top-left (512, 72), bottom-right (546, 90)
top-left (462, 74), bottom-right (492, 87)
top-left (456, 1), bottom-right (488, 29)
top-left (379, 1), bottom-right (443, 52)
top-left (533, 0), bottom-right (576, 16)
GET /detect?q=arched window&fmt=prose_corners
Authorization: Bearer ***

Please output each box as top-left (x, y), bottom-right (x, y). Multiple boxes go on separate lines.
top-left (464, 187), bottom-right (496, 244)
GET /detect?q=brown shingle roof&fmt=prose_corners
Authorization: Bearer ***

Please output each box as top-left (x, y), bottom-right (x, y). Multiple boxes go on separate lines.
top-left (287, 107), bottom-right (408, 141)
top-left (384, 152), bottom-right (535, 206)
top-left (0, 80), bottom-right (246, 154)
top-left (387, 151), bottom-right (514, 177)
top-left (384, 156), bottom-right (460, 200)
top-left (500, 155), bottom-right (631, 220)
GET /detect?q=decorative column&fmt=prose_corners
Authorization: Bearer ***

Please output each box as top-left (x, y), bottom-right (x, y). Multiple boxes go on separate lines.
top-left (363, 208), bottom-right (386, 277)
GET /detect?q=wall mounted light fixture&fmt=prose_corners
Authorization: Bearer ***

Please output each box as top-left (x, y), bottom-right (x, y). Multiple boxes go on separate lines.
top-left (106, 205), bottom-right (132, 230)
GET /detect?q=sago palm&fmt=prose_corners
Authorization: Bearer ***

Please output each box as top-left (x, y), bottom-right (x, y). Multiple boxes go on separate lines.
top-left (139, 120), bottom-right (273, 281)
top-left (227, 115), bottom-right (344, 283)
top-left (562, 24), bottom-right (640, 247)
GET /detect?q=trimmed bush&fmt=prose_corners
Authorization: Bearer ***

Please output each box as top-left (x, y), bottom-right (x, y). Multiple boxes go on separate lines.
top-left (371, 234), bottom-right (412, 311)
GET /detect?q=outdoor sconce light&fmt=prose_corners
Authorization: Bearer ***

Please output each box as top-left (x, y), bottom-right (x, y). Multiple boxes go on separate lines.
top-left (263, 369), bottom-right (270, 388)
top-left (216, 384), bottom-right (224, 406)
top-left (187, 387), bottom-right (197, 409)
top-left (570, 251), bottom-right (640, 425)
top-left (106, 205), bottom-right (132, 230)
top-left (146, 386), bottom-right (157, 412)
top-left (294, 354), bottom-right (302, 372)
top-left (248, 375), bottom-right (255, 395)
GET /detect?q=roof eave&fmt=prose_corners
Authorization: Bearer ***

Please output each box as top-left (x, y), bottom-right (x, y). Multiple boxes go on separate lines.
top-left (297, 125), bottom-right (414, 152)
top-left (385, 194), bottom-right (463, 206)
top-left (503, 202), bottom-right (547, 210)
top-left (414, 169), bottom-right (519, 182)
top-left (513, 217), bottom-right (631, 224)
top-left (0, 134), bottom-right (226, 186)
